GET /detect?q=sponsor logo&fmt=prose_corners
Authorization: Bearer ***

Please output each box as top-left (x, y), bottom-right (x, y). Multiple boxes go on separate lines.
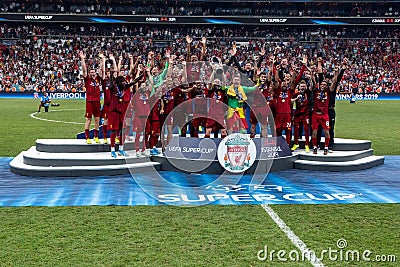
top-left (145, 17), bottom-right (176, 22)
top-left (157, 193), bottom-right (356, 203)
top-left (372, 19), bottom-right (386, 23)
top-left (259, 18), bottom-right (287, 23)
top-left (217, 134), bottom-right (256, 173)
top-left (48, 92), bottom-right (85, 99)
top-left (25, 15), bottom-right (53, 20)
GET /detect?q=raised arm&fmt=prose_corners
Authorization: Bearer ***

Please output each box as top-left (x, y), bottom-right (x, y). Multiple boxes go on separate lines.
top-left (148, 51), bottom-right (155, 69)
top-left (79, 50), bottom-right (87, 78)
top-left (186, 35), bottom-right (192, 62)
top-left (330, 58), bottom-right (348, 92)
top-left (292, 55), bottom-right (308, 89)
top-left (129, 54), bottom-right (138, 77)
top-left (109, 53), bottom-right (118, 74)
top-left (154, 50), bottom-right (171, 88)
top-left (117, 54), bottom-right (123, 73)
top-left (317, 57), bottom-right (324, 87)
top-left (200, 37), bottom-right (207, 61)
top-left (99, 52), bottom-right (106, 80)
top-left (166, 54), bottom-right (176, 79)
top-left (252, 48), bottom-right (265, 82)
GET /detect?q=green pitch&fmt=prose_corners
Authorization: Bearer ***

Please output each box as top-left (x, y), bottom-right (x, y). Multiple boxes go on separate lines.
top-left (0, 99), bottom-right (399, 266)
top-left (0, 99), bottom-right (399, 157)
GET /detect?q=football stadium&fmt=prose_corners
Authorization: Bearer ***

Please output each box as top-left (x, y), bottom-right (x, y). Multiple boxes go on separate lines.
top-left (0, 0), bottom-right (399, 266)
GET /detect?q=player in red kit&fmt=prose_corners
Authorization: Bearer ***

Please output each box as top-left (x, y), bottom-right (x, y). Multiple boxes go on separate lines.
top-left (132, 66), bottom-right (155, 157)
top-left (274, 55), bottom-right (307, 146)
top-left (249, 72), bottom-right (271, 138)
top-left (160, 77), bottom-right (176, 151)
top-left (291, 80), bottom-right (312, 152)
top-left (148, 51), bottom-right (171, 156)
top-left (190, 81), bottom-right (208, 138)
top-left (312, 57), bottom-right (348, 155)
top-left (100, 57), bottom-right (111, 144)
top-left (80, 50), bottom-right (104, 144)
top-left (274, 80), bottom-right (293, 145)
top-left (205, 77), bottom-right (227, 138)
top-left (171, 77), bottom-right (191, 137)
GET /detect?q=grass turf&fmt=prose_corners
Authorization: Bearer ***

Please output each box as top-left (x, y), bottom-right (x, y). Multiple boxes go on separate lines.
top-left (0, 98), bottom-right (399, 266)
top-left (0, 205), bottom-right (398, 266)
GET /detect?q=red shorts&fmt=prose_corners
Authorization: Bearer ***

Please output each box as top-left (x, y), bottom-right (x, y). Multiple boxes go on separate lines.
top-left (250, 107), bottom-right (269, 125)
top-left (293, 113), bottom-right (309, 127)
top-left (85, 101), bottom-right (101, 118)
top-left (133, 116), bottom-right (147, 133)
top-left (101, 104), bottom-right (110, 119)
top-left (206, 118), bottom-right (225, 130)
top-left (108, 111), bottom-right (124, 131)
top-left (312, 113), bottom-right (330, 131)
top-left (275, 113), bottom-right (292, 130)
top-left (159, 113), bottom-right (173, 127)
top-left (150, 120), bottom-right (160, 135)
top-left (145, 118), bottom-right (151, 134)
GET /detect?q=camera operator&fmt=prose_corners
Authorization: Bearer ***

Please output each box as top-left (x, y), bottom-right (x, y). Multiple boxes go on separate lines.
top-left (37, 91), bottom-right (51, 112)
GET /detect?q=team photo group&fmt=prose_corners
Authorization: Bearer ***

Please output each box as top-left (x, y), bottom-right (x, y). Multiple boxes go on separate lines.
top-left (80, 35), bottom-right (348, 158)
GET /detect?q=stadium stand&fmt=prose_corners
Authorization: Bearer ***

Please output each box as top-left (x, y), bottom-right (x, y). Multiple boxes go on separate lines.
top-left (0, 0), bottom-right (399, 93)
top-left (0, 1), bottom-right (398, 17)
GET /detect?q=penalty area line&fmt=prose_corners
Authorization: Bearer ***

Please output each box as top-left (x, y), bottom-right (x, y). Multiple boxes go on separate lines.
top-left (30, 109), bottom-right (85, 125)
top-left (261, 204), bottom-right (325, 267)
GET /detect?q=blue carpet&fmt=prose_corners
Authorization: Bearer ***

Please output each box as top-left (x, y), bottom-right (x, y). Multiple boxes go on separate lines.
top-left (0, 156), bottom-right (399, 206)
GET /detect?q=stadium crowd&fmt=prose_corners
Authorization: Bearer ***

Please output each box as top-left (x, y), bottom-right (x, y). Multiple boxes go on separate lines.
top-left (0, 24), bottom-right (399, 94)
top-left (0, 1), bottom-right (398, 17)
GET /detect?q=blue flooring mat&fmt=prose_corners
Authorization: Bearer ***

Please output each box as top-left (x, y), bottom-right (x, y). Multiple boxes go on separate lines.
top-left (0, 157), bottom-right (399, 206)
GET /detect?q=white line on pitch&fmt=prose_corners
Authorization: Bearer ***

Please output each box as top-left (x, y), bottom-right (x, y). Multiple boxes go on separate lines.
top-left (30, 109), bottom-right (85, 125)
top-left (261, 204), bottom-right (325, 267)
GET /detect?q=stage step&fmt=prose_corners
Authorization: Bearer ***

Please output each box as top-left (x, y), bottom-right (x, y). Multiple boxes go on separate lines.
top-left (10, 152), bottom-right (160, 177)
top-left (294, 149), bottom-right (374, 162)
top-left (294, 155), bottom-right (384, 172)
top-left (297, 138), bottom-right (371, 151)
top-left (10, 137), bottom-right (383, 177)
top-left (23, 147), bottom-right (150, 167)
top-left (152, 154), bottom-right (298, 174)
top-left (35, 139), bottom-right (137, 153)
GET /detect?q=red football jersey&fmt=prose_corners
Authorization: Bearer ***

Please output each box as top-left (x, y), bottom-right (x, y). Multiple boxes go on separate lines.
top-left (313, 89), bottom-right (330, 114)
top-left (293, 92), bottom-right (309, 116)
top-left (275, 86), bottom-right (293, 114)
top-left (174, 86), bottom-right (189, 107)
top-left (150, 96), bottom-right (162, 121)
top-left (190, 85), bottom-right (207, 115)
top-left (109, 85), bottom-right (125, 113)
top-left (206, 87), bottom-right (226, 116)
top-left (133, 91), bottom-right (151, 117)
top-left (84, 75), bottom-right (101, 101)
top-left (102, 77), bottom-right (111, 105)
top-left (161, 87), bottom-right (176, 115)
top-left (251, 82), bottom-right (270, 107)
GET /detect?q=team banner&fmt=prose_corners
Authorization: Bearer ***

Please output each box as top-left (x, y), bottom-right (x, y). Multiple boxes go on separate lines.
top-left (165, 136), bottom-right (291, 161)
top-left (1, 156), bottom-right (400, 206)
top-left (0, 14), bottom-right (399, 25)
top-left (165, 137), bottom-right (221, 160)
top-left (1, 92), bottom-right (399, 100)
top-left (255, 137), bottom-right (292, 159)
top-left (335, 93), bottom-right (400, 101)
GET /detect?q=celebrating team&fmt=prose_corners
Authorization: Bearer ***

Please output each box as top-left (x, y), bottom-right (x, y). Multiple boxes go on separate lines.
top-left (80, 36), bottom-right (348, 157)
